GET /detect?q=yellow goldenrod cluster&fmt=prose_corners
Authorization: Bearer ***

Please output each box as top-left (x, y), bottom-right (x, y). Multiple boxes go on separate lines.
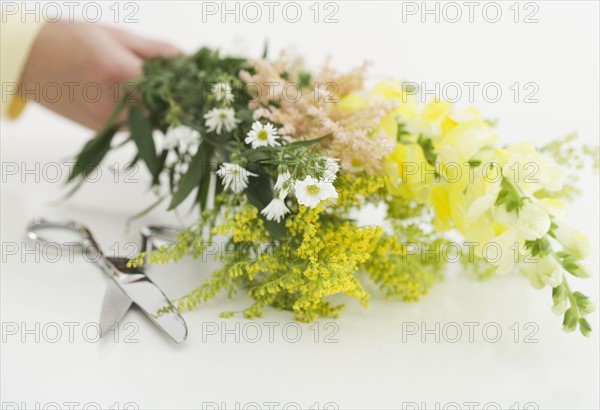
top-left (363, 233), bottom-right (444, 301)
top-left (335, 173), bottom-right (389, 209)
top-left (212, 203), bottom-right (268, 243)
top-left (138, 170), bottom-right (449, 323)
top-left (243, 204), bottom-right (383, 321)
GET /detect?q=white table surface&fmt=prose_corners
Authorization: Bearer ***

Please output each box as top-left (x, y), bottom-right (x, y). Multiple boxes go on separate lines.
top-left (1, 2), bottom-right (599, 409)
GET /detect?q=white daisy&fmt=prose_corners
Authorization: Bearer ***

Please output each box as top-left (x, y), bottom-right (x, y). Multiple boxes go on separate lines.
top-left (261, 198), bottom-right (290, 222)
top-left (293, 176), bottom-right (338, 208)
top-left (274, 170), bottom-right (292, 198)
top-left (216, 163), bottom-right (257, 194)
top-left (212, 82), bottom-right (234, 104)
top-left (204, 108), bottom-right (240, 135)
top-left (163, 125), bottom-right (201, 151)
top-left (320, 157), bottom-right (340, 182)
top-left (245, 121), bottom-right (281, 149)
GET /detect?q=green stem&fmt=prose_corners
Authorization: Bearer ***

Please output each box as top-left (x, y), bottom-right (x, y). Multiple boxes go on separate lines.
top-left (562, 278), bottom-right (581, 318)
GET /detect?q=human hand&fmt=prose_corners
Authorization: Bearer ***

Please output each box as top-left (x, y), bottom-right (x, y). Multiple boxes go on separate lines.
top-left (20, 21), bottom-right (181, 130)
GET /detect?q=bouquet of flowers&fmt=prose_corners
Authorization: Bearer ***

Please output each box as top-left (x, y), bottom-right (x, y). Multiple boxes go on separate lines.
top-left (69, 47), bottom-right (597, 334)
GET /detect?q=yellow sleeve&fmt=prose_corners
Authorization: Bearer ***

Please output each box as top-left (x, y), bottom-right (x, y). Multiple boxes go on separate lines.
top-left (0, 19), bottom-right (45, 119)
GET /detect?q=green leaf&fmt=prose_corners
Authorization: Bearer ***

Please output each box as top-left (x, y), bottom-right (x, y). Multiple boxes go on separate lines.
top-left (68, 123), bottom-right (119, 181)
top-left (579, 318), bottom-right (592, 337)
top-left (245, 170), bottom-right (287, 239)
top-left (574, 292), bottom-right (596, 314)
top-left (125, 153), bottom-right (140, 170)
top-left (562, 307), bottom-right (578, 332)
top-left (285, 134), bottom-right (330, 148)
top-left (128, 105), bottom-right (160, 179)
top-left (241, 149), bottom-right (276, 164)
top-left (557, 254), bottom-right (590, 278)
top-left (524, 237), bottom-right (551, 257)
top-left (68, 95), bottom-right (129, 182)
top-left (417, 135), bottom-right (437, 166)
top-left (547, 221), bottom-right (558, 238)
top-left (239, 134), bottom-right (329, 165)
top-left (552, 283), bottom-right (567, 304)
top-left (298, 71), bottom-right (311, 88)
top-left (494, 178), bottom-right (524, 214)
top-left (396, 121), bottom-right (409, 141)
top-left (194, 169), bottom-right (212, 212)
top-left (168, 143), bottom-right (213, 210)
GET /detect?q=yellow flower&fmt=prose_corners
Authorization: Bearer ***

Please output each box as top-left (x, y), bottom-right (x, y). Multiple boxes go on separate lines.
top-left (341, 84), bottom-right (401, 140)
top-left (553, 220), bottom-right (592, 260)
top-left (386, 143), bottom-right (433, 202)
top-left (213, 204), bottom-right (267, 243)
top-left (339, 92), bottom-right (366, 112)
top-left (370, 80), bottom-right (418, 119)
top-left (435, 120), bottom-right (499, 164)
top-left (416, 100), bottom-right (458, 141)
top-left (521, 255), bottom-right (566, 289)
top-left (377, 110), bottom-right (398, 139)
top-left (502, 142), bottom-right (566, 195)
top-left (429, 184), bottom-right (452, 231)
top-left (537, 198), bottom-right (567, 219)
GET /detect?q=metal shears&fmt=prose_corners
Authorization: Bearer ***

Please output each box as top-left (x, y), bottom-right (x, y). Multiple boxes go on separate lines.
top-left (26, 218), bottom-right (188, 343)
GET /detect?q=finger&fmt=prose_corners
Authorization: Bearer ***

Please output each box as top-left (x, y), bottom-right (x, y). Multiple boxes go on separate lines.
top-left (111, 29), bottom-right (182, 59)
top-left (120, 55), bottom-right (143, 82)
top-left (103, 49), bottom-right (143, 111)
top-left (111, 45), bottom-right (144, 80)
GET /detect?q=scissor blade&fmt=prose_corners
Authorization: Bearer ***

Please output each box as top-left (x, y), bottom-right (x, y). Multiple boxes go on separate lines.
top-left (99, 280), bottom-right (133, 337)
top-left (116, 274), bottom-right (188, 343)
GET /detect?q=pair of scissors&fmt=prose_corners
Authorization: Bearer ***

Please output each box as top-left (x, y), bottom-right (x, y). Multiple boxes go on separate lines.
top-left (26, 218), bottom-right (188, 343)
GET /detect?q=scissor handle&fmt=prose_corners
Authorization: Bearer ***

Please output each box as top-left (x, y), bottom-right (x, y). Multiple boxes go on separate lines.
top-left (26, 217), bottom-right (103, 255)
top-left (140, 225), bottom-right (180, 250)
top-left (139, 225), bottom-right (181, 265)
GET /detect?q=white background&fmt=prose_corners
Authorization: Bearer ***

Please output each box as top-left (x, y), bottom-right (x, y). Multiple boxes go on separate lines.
top-left (1, 1), bottom-right (599, 409)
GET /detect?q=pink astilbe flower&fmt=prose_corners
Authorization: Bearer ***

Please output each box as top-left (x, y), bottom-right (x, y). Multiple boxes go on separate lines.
top-left (313, 57), bottom-right (371, 98)
top-left (240, 56), bottom-right (397, 173)
top-left (323, 100), bottom-right (398, 173)
top-left (239, 51), bottom-right (305, 109)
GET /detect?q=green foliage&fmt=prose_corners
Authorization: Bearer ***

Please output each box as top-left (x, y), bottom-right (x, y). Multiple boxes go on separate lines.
top-left (69, 48), bottom-right (255, 211)
top-left (244, 169), bottom-right (286, 238)
top-left (128, 105), bottom-right (161, 182)
top-left (68, 123), bottom-right (119, 182)
top-left (168, 142), bottom-right (214, 210)
top-left (540, 133), bottom-right (599, 171)
top-left (494, 177), bottom-right (525, 214)
top-left (560, 282), bottom-right (596, 336)
top-left (537, 133), bottom-right (600, 201)
top-left (416, 135), bottom-right (437, 166)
